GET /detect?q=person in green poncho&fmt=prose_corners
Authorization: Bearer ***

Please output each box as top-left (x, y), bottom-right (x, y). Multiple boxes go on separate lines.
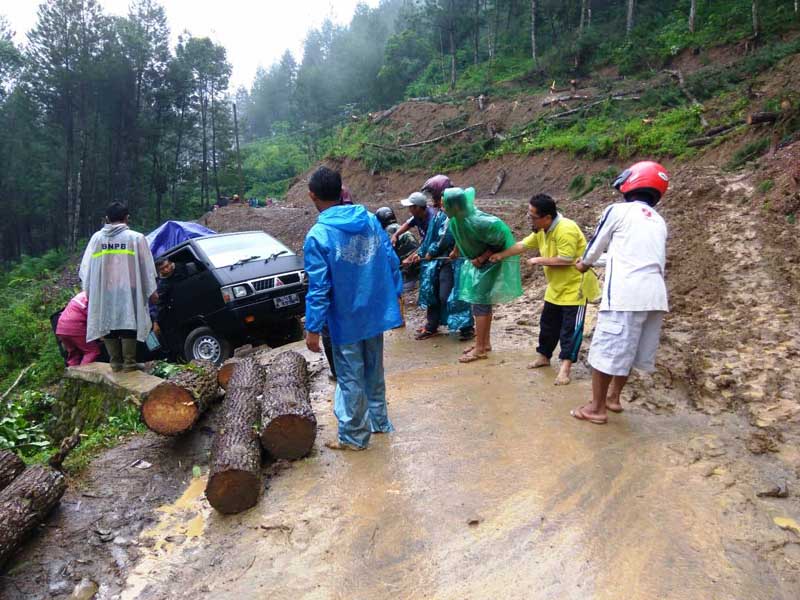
top-left (443, 187), bottom-right (523, 363)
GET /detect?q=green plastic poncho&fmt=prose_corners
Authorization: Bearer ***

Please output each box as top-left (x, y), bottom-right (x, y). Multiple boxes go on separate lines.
top-left (443, 187), bottom-right (523, 305)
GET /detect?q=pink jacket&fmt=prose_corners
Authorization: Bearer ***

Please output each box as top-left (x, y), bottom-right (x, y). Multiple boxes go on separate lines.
top-left (56, 291), bottom-right (90, 338)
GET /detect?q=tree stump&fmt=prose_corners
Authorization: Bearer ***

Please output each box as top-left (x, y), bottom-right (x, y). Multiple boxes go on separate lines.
top-left (206, 359), bottom-right (265, 514)
top-left (260, 351), bottom-right (316, 460)
top-left (141, 360), bottom-right (218, 435)
top-left (0, 450), bottom-right (25, 492)
top-left (0, 465), bottom-right (66, 567)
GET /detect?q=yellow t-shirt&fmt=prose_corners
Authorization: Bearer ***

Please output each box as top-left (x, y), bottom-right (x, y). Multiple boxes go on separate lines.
top-left (521, 216), bottom-right (587, 306)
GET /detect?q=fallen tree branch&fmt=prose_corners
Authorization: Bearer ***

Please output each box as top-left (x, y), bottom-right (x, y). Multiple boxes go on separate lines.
top-left (1, 364), bottom-right (33, 403)
top-left (664, 69), bottom-right (709, 128)
top-left (364, 122), bottom-right (485, 151)
top-left (546, 96), bottom-right (640, 120)
top-left (541, 94), bottom-right (591, 106)
top-left (687, 123), bottom-right (746, 147)
top-left (747, 111), bottom-right (779, 125)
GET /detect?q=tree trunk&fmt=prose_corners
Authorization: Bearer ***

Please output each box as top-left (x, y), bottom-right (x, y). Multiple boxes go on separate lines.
top-left (210, 82), bottom-right (221, 203)
top-left (449, 25), bottom-right (457, 90)
top-left (141, 360), bottom-right (219, 435)
top-left (171, 99), bottom-right (186, 214)
top-left (689, 0), bottom-right (697, 33)
top-left (0, 465), bottom-right (66, 568)
top-left (530, 0), bottom-right (537, 63)
top-left (752, 0), bottom-right (760, 39)
top-left (474, 0), bottom-right (480, 65)
top-left (627, 0), bottom-right (635, 37)
top-left (747, 111), bottom-right (779, 125)
top-left (0, 451), bottom-right (25, 492)
top-left (579, 0), bottom-right (587, 33)
top-left (206, 359), bottom-right (264, 514)
top-left (260, 351), bottom-right (316, 460)
top-left (200, 87), bottom-right (209, 211)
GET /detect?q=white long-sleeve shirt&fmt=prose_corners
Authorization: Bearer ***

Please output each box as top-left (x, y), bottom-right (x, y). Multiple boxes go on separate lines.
top-left (582, 201), bottom-right (668, 312)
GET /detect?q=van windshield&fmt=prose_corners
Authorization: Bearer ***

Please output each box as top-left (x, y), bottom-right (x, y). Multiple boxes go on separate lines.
top-left (195, 232), bottom-right (294, 269)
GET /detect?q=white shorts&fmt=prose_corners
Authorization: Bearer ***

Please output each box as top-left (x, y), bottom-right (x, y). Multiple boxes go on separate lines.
top-left (588, 310), bottom-right (664, 376)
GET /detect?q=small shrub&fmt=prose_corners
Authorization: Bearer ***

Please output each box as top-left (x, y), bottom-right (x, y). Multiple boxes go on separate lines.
top-left (727, 138), bottom-right (770, 170)
top-left (569, 174), bottom-right (586, 194)
top-left (757, 179), bottom-right (775, 194)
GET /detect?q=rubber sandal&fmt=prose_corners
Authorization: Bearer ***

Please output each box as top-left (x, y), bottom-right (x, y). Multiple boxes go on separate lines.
top-left (570, 407), bottom-right (607, 425)
top-left (462, 345), bottom-right (492, 355)
top-left (414, 330), bottom-right (438, 340)
top-left (458, 352), bottom-right (488, 364)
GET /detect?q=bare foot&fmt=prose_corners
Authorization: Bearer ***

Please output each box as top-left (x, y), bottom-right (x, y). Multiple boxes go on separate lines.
top-left (462, 345), bottom-right (492, 355)
top-left (458, 352), bottom-right (488, 364)
top-left (554, 373), bottom-right (571, 386)
top-left (570, 405), bottom-right (607, 425)
top-left (325, 440), bottom-right (366, 451)
top-left (606, 400), bottom-right (624, 413)
top-left (527, 354), bottom-right (550, 369)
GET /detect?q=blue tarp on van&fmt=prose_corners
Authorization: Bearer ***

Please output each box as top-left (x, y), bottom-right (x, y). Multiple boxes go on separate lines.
top-left (146, 221), bottom-right (216, 258)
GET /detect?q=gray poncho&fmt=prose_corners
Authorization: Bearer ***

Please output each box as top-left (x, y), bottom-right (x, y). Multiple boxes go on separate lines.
top-left (79, 224), bottom-right (158, 342)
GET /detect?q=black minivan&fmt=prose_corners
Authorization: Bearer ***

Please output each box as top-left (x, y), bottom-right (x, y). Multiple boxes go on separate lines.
top-left (155, 230), bottom-right (308, 364)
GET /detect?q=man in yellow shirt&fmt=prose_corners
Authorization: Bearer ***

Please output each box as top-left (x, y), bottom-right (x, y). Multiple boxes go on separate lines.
top-left (489, 194), bottom-right (588, 385)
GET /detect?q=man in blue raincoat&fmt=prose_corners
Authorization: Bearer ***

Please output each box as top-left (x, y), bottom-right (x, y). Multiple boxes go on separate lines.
top-left (304, 167), bottom-right (404, 451)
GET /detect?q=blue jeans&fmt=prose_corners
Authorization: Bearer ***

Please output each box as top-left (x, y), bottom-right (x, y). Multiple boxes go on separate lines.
top-left (331, 333), bottom-right (394, 448)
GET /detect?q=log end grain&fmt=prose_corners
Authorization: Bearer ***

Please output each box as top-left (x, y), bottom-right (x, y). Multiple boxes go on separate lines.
top-left (205, 470), bottom-right (260, 514)
top-left (217, 362), bottom-right (236, 391)
top-left (260, 414), bottom-right (317, 460)
top-left (141, 382), bottom-right (198, 435)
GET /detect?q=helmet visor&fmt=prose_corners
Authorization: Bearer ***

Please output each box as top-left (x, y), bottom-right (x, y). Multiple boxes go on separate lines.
top-left (612, 169), bottom-right (631, 191)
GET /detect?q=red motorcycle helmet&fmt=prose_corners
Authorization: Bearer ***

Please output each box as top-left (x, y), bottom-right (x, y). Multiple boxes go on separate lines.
top-left (613, 161), bottom-right (669, 203)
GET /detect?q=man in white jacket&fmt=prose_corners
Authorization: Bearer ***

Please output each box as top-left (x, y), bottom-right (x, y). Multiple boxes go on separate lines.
top-left (80, 203), bottom-right (158, 372)
top-left (573, 161), bottom-right (670, 424)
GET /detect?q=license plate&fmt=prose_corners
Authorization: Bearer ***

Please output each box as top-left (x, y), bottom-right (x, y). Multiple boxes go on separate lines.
top-left (274, 293), bottom-right (300, 308)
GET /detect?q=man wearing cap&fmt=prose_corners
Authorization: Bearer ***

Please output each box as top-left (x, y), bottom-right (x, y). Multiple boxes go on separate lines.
top-left (396, 176), bottom-right (474, 341)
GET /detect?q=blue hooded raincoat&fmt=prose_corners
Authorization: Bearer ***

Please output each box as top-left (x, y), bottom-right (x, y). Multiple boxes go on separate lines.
top-left (304, 204), bottom-right (404, 345)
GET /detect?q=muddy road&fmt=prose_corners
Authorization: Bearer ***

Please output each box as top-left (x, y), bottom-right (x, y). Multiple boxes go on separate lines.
top-left (8, 325), bottom-right (798, 599)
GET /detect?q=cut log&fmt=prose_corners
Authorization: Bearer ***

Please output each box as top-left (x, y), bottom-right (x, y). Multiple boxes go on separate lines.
top-left (747, 111), bottom-right (779, 125)
top-left (0, 465), bottom-right (66, 567)
top-left (141, 360), bottom-right (218, 435)
top-left (0, 450), bottom-right (25, 492)
top-left (217, 357), bottom-right (243, 391)
top-left (490, 169), bottom-right (507, 196)
top-left (260, 351), bottom-right (316, 460)
top-left (206, 359), bottom-right (265, 514)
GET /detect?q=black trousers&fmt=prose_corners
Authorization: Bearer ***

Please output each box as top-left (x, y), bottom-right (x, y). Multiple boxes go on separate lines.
top-left (106, 329), bottom-right (136, 339)
top-left (537, 301), bottom-right (584, 362)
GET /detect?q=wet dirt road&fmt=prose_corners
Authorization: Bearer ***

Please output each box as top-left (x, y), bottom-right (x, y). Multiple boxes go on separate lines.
top-left (120, 332), bottom-right (798, 600)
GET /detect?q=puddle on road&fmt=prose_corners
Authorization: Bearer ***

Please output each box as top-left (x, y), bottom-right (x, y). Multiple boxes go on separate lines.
top-left (120, 332), bottom-right (797, 599)
top-left (120, 476), bottom-right (210, 599)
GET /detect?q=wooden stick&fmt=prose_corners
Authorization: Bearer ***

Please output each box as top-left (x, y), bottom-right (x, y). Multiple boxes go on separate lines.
top-left (1, 365), bottom-right (33, 403)
top-left (364, 123), bottom-right (485, 151)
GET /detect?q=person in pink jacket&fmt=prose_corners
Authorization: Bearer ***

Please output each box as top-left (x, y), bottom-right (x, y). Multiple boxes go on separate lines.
top-left (56, 291), bottom-right (103, 367)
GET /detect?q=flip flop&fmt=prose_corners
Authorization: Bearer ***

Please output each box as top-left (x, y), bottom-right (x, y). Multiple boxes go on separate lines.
top-left (462, 345), bottom-right (492, 355)
top-left (570, 406), bottom-right (607, 425)
top-left (459, 352), bottom-right (488, 363)
top-left (414, 330), bottom-right (438, 340)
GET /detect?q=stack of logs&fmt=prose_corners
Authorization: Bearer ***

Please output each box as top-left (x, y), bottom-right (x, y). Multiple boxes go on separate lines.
top-left (139, 352), bottom-right (317, 515)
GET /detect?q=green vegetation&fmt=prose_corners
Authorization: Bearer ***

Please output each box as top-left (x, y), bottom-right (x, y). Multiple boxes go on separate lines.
top-left (758, 179), bottom-right (775, 194)
top-left (728, 138), bottom-right (770, 169)
top-left (0, 251), bottom-right (145, 469)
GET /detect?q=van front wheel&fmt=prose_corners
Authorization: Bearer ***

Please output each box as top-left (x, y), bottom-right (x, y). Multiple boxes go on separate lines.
top-left (183, 326), bottom-right (231, 366)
